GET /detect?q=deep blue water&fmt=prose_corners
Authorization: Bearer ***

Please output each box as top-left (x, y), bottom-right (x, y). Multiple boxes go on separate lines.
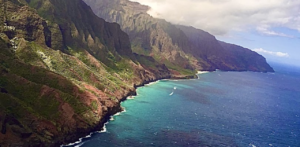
top-left (67, 63), bottom-right (300, 147)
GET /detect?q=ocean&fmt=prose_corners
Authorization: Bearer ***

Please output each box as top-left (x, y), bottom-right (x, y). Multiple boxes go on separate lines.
top-left (65, 63), bottom-right (300, 147)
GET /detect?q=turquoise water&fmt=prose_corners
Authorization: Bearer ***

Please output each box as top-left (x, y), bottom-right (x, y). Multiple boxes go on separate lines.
top-left (68, 63), bottom-right (300, 147)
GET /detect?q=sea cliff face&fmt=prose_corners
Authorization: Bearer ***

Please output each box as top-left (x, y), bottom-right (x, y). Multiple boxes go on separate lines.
top-left (0, 0), bottom-right (170, 146)
top-left (83, 0), bottom-right (274, 72)
top-left (83, 0), bottom-right (198, 74)
top-left (176, 25), bottom-right (274, 72)
top-left (0, 0), bottom-right (274, 146)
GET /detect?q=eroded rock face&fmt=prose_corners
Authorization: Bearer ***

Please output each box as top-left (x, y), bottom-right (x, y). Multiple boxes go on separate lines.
top-left (0, 0), bottom-right (171, 146)
top-left (83, 0), bottom-right (274, 72)
top-left (0, 0), bottom-right (274, 146)
top-left (83, 0), bottom-right (197, 72)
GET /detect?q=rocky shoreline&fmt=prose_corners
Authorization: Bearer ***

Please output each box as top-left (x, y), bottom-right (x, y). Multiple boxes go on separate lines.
top-left (0, 0), bottom-right (274, 146)
top-left (60, 73), bottom-right (197, 146)
top-left (60, 68), bottom-right (274, 146)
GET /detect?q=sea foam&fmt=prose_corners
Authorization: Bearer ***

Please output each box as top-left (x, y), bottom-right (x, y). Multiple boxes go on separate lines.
top-left (145, 81), bottom-right (160, 86)
top-left (197, 71), bottom-right (209, 79)
top-left (61, 132), bottom-right (93, 147)
top-left (197, 71), bottom-right (209, 74)
top-left (61, 105), bottom-right (128, 147)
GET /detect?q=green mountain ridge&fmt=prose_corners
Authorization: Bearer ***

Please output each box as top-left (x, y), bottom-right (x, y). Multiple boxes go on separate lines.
top-left (176, 25), bottom-right (274, 72)
top-left (0, 0), bottom-right (171, 146)
top-left (0, 0), bottom-right (273, 146)
top-left (83, 0), bottom-right (199, 73)
top-left (83, 0), bottom-right (274, 72)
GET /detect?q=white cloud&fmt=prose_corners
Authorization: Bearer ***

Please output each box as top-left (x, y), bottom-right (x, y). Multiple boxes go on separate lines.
top-left (256, 25), bottom-right (294, 38)
top-left (253, 48), bottom-right (289, 57)
top-left (129, 0), bottom-right (300, 36)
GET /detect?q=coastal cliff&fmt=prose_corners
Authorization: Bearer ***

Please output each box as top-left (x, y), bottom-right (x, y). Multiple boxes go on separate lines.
top-left (0, 0), bottom-right (273, 146)
top-left (83, 0), bottom-right (199, 74)
top-left (83, 0), bottom-right (274, 72)
top-left (0, 0), bottom-right (171, 146)
top-left (176, 25), bottom-right (274, 72)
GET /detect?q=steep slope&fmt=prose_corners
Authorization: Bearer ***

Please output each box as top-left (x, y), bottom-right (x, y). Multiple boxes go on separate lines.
top-left (175, 25), bottom-right (229, 70)
top-left (0, 0), bottom-right (171, 146)
top-left (0, 0), bottom-right (274, 146)
top-left (176, 25), bottom-right (274, 72)
top-left (83, 0), bottom-right (274, 72)
top-left (26, 0), bottom-right (134, 66)
top-left (219, 41), bottom-right (274, 72)
top-left (25, 0), bottom-right (194, 77)
top-left (83, 0), bottom-right (199, 75)
top-left (0, 39), bottom-right (117, 146)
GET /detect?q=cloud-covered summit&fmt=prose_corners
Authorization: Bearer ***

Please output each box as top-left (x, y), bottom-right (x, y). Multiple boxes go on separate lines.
top-left (130, 0), bottom-right (300, 36)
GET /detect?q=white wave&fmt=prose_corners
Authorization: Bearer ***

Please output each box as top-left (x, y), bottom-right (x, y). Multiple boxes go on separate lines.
top-left (61, 139), bottom-right (82, 147)
top-left (61, 131), bottom-right (93, 147)
top-left (75, 142), bottom-right (84, 147)
top-left (114, 112), bottom-right (121, 116)
top-left (62, 90), bottom-right (132, 147)
top-left (115, 108), bottom-right (125, 115)
top-left (109, 107), bottom-right (126, 121)
top-left (96, 122), bottom-right (109, 133)
top-left (197, 71), bottom-right (209, 79)
top-left (100, 123), bottom-right (107, 133)
top-left (249, 143), bottom-right (256, 147)
top-left (85, 134), bottom-right (91, 138)
top-left (127, 96), bottom-right (135, 100)
top-left (197, 71), bottom-right (209, 74)
top-left (169, 92), bottom-right (174, 96)
top-left (174, 87), bottom-right (177, 90)
top-left (99, 107), bottom-right (127, 133)
top-left (146, 81), bottom-right (160, 86)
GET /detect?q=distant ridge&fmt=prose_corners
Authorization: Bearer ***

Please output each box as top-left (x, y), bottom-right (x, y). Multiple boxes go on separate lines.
top-left (83, 0), bottom-right (274, 72)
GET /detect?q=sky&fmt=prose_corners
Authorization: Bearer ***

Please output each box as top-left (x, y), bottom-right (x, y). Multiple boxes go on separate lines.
top-left (129, 0), bottom-right (300, 66)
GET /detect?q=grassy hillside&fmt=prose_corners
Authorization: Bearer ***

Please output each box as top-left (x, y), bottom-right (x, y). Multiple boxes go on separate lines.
top-left (0, 0), bottom-right (171, 146)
